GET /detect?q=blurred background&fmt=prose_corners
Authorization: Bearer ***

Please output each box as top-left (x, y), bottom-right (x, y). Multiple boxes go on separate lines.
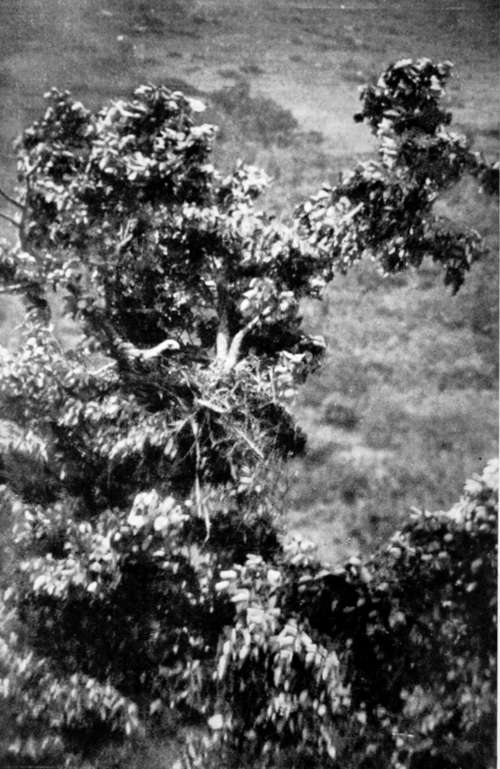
top-left (0, 0), bottom-right (498, 562)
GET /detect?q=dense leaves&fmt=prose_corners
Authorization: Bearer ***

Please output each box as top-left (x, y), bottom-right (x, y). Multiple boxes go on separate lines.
top-left (206, 459), bottom-right (497, 769)
top-left (298, 58), bottom-right (498, 291)
top-left (0, 59), bottom-right (497, 767)
top-left (4, 85), bottom-right (329, 366)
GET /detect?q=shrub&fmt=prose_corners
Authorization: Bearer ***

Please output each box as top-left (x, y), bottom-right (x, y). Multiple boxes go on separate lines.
top-left (210, 80), bottom-right (299, 146)
top-left (322, 394), bottom-right (359, 429)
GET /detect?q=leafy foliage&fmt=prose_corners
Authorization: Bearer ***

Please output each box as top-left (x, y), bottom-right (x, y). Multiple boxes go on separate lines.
top-left (206, 459), bottom-right (497, 769)
top-left (0, 59), bottom-right (497, 767)
top-left (298, 58), bottom-right (498, 291)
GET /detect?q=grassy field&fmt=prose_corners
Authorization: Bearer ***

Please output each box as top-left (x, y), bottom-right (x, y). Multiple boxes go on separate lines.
top-left (0, 0), bottom-right (498, 566)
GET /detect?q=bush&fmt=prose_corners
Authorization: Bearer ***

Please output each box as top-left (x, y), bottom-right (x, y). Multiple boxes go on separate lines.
top-left (210, 80), bottom-right (299, 147)
top-left (322, 394), bottom-right (359, 429)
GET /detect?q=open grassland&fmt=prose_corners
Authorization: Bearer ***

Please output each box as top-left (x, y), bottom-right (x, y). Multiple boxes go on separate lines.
top-left (0, 0), bottom-right (498, 566)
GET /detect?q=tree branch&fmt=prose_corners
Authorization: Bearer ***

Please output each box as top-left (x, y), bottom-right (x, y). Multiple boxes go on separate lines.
top-left (89, 361), bottom-right (116, 376)
top-left (0, 211), bottom-right (21, 229)
top-left (0, 281), bottom-right (39, 295)
top-left (223, 315), bottom-right (261, 372)
top-left (215, 282), bottom-right (230, 362)
top-left (17, 158), bottom-right (42, 249)
top-left (233, 426), bottom-right (264, 460)
top-left (216, 327), bottom-right (229, 362)
top-left (0, 187), bottom-right (23, 210)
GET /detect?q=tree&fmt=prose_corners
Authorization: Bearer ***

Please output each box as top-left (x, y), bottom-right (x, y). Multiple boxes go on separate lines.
top-left (0, 58), bottom-right (497, 767)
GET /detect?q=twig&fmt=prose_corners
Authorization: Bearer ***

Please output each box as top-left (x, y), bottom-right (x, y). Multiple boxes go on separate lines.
top-left (0, 211), bottom-right (21, 229)
top-left (90, 361), bottom-right (116, 376)
top-left (233, 426), bottom-right (264, 460)
top-left (0, 282), bottom-right (38, 294)
top-left (18, 158), bottom-right (42, 249)
top-left (342, 201), bottom-right (364, 223)
top-left (116, 218), bottom-right (137, 253)
top-left (0, 187), bottom-right (23, 210)
top-left (195, 398), bottom-right (228, 415)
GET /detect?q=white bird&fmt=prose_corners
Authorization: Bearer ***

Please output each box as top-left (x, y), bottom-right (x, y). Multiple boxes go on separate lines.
top-left (119, 338), bottom-right (181, 361)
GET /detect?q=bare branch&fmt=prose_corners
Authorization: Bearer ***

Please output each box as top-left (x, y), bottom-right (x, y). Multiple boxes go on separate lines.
top-left (216, 329), bottom-right (229, 362)
top-left (89, 361), bottom-right (116, 376)
top-left (195, 398), bottom-right (228, 415)
top-left (215, 282), bottom-right (230, 362)
top-left (0, 212), bottom-right (21, 229)
top-left (223, 315), bottom-right (261, 372)
top-left (0, 282), bottom-right (39, 295)
top-left (0, 187), bottom-right (23, 210)
top-left (233, 426), bottom-right (264, 460)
